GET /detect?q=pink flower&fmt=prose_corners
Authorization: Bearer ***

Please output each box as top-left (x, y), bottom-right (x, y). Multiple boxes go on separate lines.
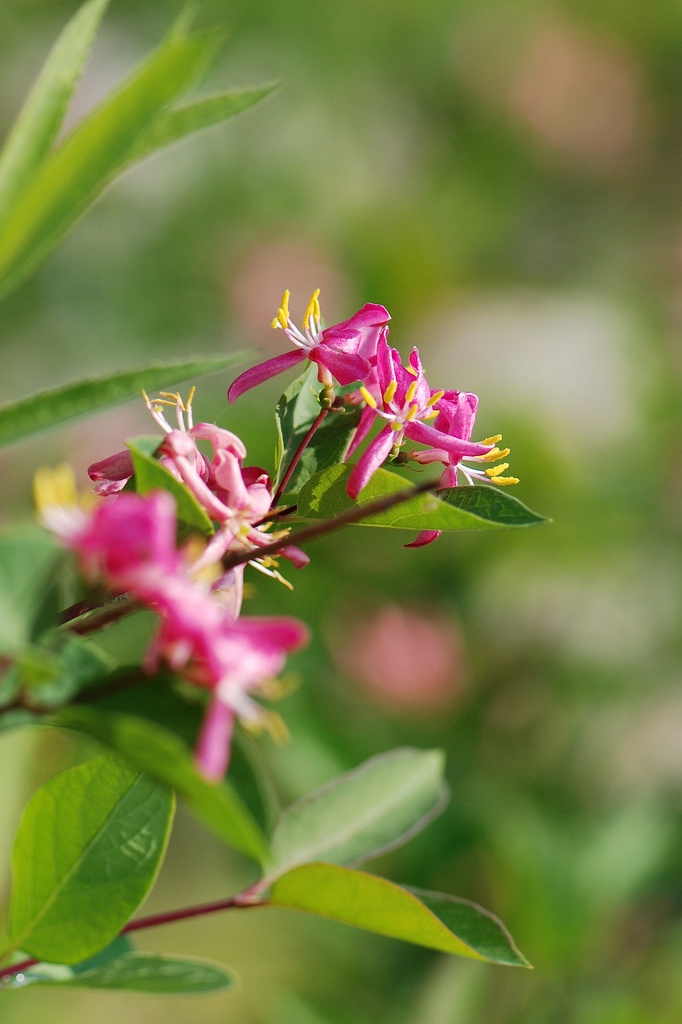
top-left (347, 336), bottom-right (494, 499)
top-left (227, 290), bottom-right (390, 402)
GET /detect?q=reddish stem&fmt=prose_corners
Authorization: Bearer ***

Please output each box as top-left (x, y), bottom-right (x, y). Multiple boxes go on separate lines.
top-left (272, 408), bottom-right (328, 506)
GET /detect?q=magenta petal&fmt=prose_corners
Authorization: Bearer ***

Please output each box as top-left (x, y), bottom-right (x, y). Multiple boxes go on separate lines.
top-left (279, 545), bottom-right (310, 568)
top-left (405, 420), bottom-right (491, 458)
top-left (195, 696), bottom-right (235, 781)
top-left (310, 347), bottom-right (371, 386)
top-left (347, 425), bottom-right (395, 499)
top-left (228, 349), bottom-right (305, 403)
top-left (319, 327), bottom-right (362, 354)
top-left (337, 303), bottom-right (391, 331)
top-left (404, 530), bottom-right (441, 548)
top-left (88, 449), bottom-right (134, 482)
top-left (234, 615), bottom-right (310, 652)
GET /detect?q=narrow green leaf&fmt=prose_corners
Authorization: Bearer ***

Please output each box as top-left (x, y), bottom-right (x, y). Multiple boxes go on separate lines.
top-left (0, 0), bottom-right (110, 223)
top-left (8, 755), bottom-right (174, 964)
top-left (296, 464), bottom-right (547, 531)
top-left (0, 526), bottom-right (62, 655)
top-left (13, 953), bottom-right (235, 993)
top-left (122, 85), bottom-right (277, 168)
top-left (54, 705), bottom-right (270, 866)
top-left (0, 22), bottom-right (223, 297)
top-left (128, 437), bottom-right (214, 536)
top-left (270, 864), bottom-right (531, 968)
top-left (0, 354), bottom-right (244, 448)
top-left (267, 748), bottom-right (447, 880)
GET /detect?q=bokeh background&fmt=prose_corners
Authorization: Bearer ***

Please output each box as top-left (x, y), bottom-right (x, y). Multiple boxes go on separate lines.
top-left (2, 0), bottom-right (682, 1021)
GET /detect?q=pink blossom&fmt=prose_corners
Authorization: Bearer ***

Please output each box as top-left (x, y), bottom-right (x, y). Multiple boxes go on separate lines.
top-left (227, 290), bottom-right (390, 402)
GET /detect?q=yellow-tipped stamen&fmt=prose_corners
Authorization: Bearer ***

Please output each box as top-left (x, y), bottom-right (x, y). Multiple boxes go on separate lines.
top-left (406, 364), bottom-right (418, 376)
top-left (280, 289), bottom-right (290, 320)
top-left (491, 475), bottom-right (519, 485)
top-left (303, 288), bottom-right (321, 329)
top-left (482, 434), bottom-right (502, 446)
top-left (383, 380), bottom-right (397, 404)
top-left (261, 710), bottom-right (290, 744)
top-left (485, 463), bottom-right (509, 478)
top-left (424, 408), bottom-right (439, 419)
top-left (276, 308), bottom-right (288, 330)
top-left (159, 391), bottom-right (184, 410)
top-left (427, 390), bottom-right (445, 407)
top-left (478, 447), bottom-right (511, 463)
top-left (405, 403), bottom-right (418, 421)
top-left (359, 385), bottom-right (377, 408)
top-left (391, 420), bottom-right (403, 431)
top-left (141, 388), bottom-right (150, 404)
top-left (34, 464), bottom-right (78, 513)
top-left (405, 380), bottom-right (418, 403)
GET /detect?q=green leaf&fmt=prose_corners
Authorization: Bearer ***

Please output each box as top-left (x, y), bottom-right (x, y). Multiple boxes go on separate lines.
top-left (267, 748), bottom-right (447, 880)
top-left (296, 464), bottom-right (547, 531)
top-left (269, 864), bottom-right (531, 968)
top-left (127, 437), bottom-right (214, 536)
top-left (54, 705), bottom-right (270, 866)
top-left (0, 526), bottom-right (62, 655)
top-left (13, 953), bottom-right (235, 993)
top-left (8, 755), bottom-right (174, 964)
top-left (0, 18), bottom-right (223, 298)
top-left (0, 0), bottom-right (110, 224)
top-left (274, 366), bottom-right (363, 495)
top-left (122, 85), bottom-right (277, 169)
top-left (0, 355), bottom-right (244, 448)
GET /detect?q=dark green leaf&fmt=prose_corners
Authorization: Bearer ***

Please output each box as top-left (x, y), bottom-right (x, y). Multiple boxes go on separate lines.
top-left (296, 464), bottom-right (547, 531)
top-left (54, 704), bottom-right (270, 865)
top-left (269, 864), bottom-right (531, 968)
top-left (0, 0), bottom-right (110, 223)
top-left (8, 755), bottom-right (174, 963)
top-left (267, 748), bottom-right (447, 879)
top-left (0, 19), bottom-right (224, 297)
top-left (0, 355), bottom-right (244, 448)
top-left (127, 437), bottom-right (214, 536)
top-left (13, 953), bottom-right (235, 993)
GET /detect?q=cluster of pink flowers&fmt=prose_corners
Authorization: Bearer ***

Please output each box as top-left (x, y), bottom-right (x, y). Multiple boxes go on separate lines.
top-left (38, 290), bottom-right (516, 780)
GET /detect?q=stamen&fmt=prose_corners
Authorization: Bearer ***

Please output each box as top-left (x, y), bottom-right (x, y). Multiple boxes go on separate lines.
top-left (406, 365), bottom-right (418, 377)
top-left (303, 288), bottom-right (321, 330)
top-left (405, 380), bottom-right (418, 403)
top-left (359, 386), bottom-right (377, 409)
top-left (276, 309), bottom-right (288, 330)
top-left (383, 380), bottom-right (397, 404)
top-left (280, 289), bottom-right (290, 320)
top-left (478, 447), bottom-right (510, 463)
top-left (391, 420), bottom-right (402, 431)
top-left (34, 464), bottom-right (77, 511)
top-left (485, 463), bottom-right (509, 478)
top-left (491, 476), bottom-right (519, 486)
top-left (159, 391), bottom-right (185, 411)
top-left (186, 386), bottom-right (196, 429)
top-left (427, 390), bottom-right (445, 407)
top-left (405, 403), bottom-right (418, 421)
top-left (482, 434), bottom-right (502, 445)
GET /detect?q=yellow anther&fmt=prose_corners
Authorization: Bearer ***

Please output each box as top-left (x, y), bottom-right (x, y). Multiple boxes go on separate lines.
top-left (280, 289), bottom-right (290, 319)
top-left (427, 390), bottom-right (445, 407)
top-left (406, 364), bottom-right (418, 376)
top-left (424, 408), bottom-right (438, 419)
top-left (486, 463), bottom-right (509, 478)
top-left (479, 447), bottom-right (510, 463)
top-left (186, 385), bottom-right (196, 409)
top-left (405, 403), bottom-right (418, 421)
top-left (359, 386), bottom-right (377, 409)
top-left (391, 420), bottom-right (403, 431)
top-left (383, 380), bottom-right (397, 404)
top-left (262, 710), bottom-right (290, 744)
top-left (482, 434), bottom-right (502, 446)
top-left (276, 308), bottom-right (288, 330)
top-left (159, 391), bottom-right (184, 411)
top-left (34, 464), bottom-right (77, 512)
top-left (491, 475), bottom-right (519, 486)
top-left (303, 288), bottom-right (321, 329)
top-left (405, 380), bottom-right (418, 403)
top-left (141, 388), bottom-right (150, 404)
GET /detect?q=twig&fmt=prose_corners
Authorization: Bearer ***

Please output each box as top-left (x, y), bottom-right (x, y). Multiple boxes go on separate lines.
top-left (272, 408), bottom-right (328, 506)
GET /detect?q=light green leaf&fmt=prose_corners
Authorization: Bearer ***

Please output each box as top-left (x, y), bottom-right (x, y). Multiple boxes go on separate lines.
top-left (0, 354), bottom-right (244, 448)
top-left (267, 748), bottom-right (447, 880)
top-left (0, 0), bottom-right (110, 224)
top-left (13, 953), bottom-right (235, 993)
top-left (296, 464), bottom-right (547, 531)
top-left (0, 526), bottom-right (62, 656)
top-left (127, 437), bottom-right (214, 536)
top-left (270, 864), bottom-right (531, 968)
top-left (54, 705), bottom-right (270, 866)
top-left (122, 85), bottom-right (277, 169)
top-left (0, 18), bottom-right (223, 298)
top-left (8, 755), bottom-right (174, 964)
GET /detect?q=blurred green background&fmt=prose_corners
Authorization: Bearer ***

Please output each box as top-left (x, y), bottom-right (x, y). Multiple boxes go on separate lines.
top-left (3, 0), bottom-right (682, 1021)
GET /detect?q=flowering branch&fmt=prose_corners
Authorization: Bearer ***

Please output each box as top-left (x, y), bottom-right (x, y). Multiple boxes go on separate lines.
top-left (272, 407), bottom-right (328, 506)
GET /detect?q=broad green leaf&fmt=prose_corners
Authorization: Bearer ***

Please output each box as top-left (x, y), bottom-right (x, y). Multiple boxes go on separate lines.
top-left (122, 85), bottom-right (277, 169)
top-left (296, 464), bottom-right (547, 531)
top-left (0, 19), bottom-right (223, 298)
top-left (0, 526), bottom-right (62, 655)
top-left (12, 953), bottom-right (235, 993)
top-left (274, 365), bottom-right (363, 494)
top-left (128, 437), bottom-right (214, 536)
top-left (0, 0), bottom-right (110, 223)
top-left (8, 755), bottom-right (174, 963)
top-left (54, 705), bottom-right (270, 865)
top-left (270, 864), bottom-right (531, 968)
top-left (267, 748), bottom-right (447, 880)
top-left (0, 355), bottom-right (244, 448)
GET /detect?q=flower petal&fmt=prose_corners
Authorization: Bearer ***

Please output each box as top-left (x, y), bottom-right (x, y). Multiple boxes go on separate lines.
top-left (228, 349), bottom-right (305, 403)
top-left (405, 420), bottom-right (492, 458)
top-left (309, 347), bottom-right (371, 386)
top-left (347, 425), bottom-right (395, 499)
top-left (404, 529), bottom-right (441, 548)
